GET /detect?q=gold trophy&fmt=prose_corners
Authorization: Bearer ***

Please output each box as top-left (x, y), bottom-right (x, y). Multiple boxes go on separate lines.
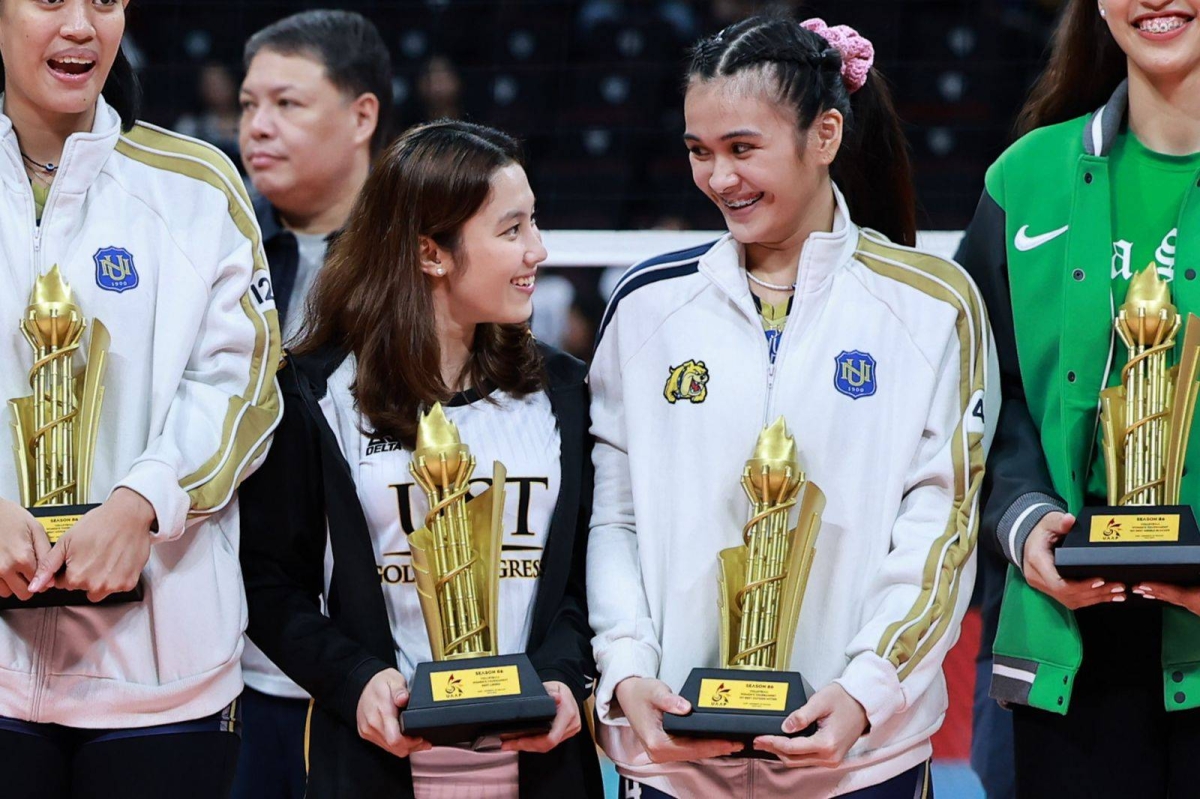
top-left (664, 417), bottom-right (826, 748)
top-left (3, 266), bottom-right (138, 609)
top-left (399, 404), bottom-right (555, 746)
top-left (1057, 264), bottom-right (1200, 583)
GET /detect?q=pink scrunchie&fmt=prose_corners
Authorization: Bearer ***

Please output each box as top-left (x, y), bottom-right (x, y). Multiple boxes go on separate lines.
top-left (800, 18), bottom-right (875, 94)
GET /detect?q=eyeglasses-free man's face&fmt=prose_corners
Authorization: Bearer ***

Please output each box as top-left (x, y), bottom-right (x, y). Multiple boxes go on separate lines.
top-left (238, 49), bottom-right (377, 221)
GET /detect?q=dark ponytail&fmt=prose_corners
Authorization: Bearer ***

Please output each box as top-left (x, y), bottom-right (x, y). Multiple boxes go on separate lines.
top-left (1016, 0), bottom-right (1124, 136)
top-left (0, 46), bottom-right (141, 133)
top-left (687, 13), bottom-right (916, 247)
top-left (104, 46), bottom-right (142, 131)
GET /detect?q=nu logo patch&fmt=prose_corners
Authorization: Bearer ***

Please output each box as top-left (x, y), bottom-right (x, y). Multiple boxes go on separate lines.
top-left (834, 350), bottom-right (877, 399)
top-left (94, 246), bottom-right (138, 293)
top-left (664, 359), bottom-right (709, 404)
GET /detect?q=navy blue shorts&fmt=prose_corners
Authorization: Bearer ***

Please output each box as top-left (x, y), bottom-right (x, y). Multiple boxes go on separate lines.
top-left (229, 687), bottom-right (309, 799)
top-left (0, 701), bottom-right (241, 799)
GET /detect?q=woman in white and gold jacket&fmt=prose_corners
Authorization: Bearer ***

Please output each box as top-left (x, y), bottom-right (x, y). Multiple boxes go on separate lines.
top-left (588, 14), bottom-right (993, 799)
top-left (0, 2), bottom-right (280, 796)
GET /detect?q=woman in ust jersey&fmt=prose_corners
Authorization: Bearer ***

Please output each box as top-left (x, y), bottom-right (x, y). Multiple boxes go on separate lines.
top-left (239, 119), bottom-right (603, 799)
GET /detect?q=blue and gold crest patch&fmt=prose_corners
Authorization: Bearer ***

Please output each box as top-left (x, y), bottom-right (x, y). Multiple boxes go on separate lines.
top-left (833, 350), bottom-right (877, 399)
top-left (94, 246), bottom-right (138, 293)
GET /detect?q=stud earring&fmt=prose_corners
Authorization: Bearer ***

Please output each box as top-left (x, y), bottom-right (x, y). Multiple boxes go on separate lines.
top-left (1099, 5), bottom-right (1106, 17)
top-left (436, 267), bottom-right (445, 275)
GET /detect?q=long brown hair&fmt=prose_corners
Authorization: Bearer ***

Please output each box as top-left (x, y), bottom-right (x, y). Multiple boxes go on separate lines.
top-left (1017, 0), bottom-right (1126, 136)
top-left (293, 119), bottom-right (543, 447)
top-left (687, 12), bottom-right (917, 247)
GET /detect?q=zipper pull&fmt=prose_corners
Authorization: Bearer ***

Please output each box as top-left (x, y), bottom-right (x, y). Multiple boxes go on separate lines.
top-left (767, 361), bottom-right (776, 389)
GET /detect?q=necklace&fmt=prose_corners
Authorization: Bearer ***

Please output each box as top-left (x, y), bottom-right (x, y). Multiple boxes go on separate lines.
top-left (21, 151), bottom-right (58, 175)
top-left (747, 271), bottom-right (796, 292)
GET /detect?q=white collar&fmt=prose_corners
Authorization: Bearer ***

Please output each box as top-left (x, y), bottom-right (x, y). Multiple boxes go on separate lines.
top-left (0, 94), bottom-right (123, 194)
top-left (698, 182), bottom-right (860, 304)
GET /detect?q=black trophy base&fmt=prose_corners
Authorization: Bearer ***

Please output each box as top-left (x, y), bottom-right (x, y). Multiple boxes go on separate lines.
top-left (663, 668), bottom-right (814, 758)
top-left (400, 653), bottom-right (556, 748)
top-left (1056, 505), bottom-right (1200, 585)
top-left (0, 505), bottom-right (145, 611)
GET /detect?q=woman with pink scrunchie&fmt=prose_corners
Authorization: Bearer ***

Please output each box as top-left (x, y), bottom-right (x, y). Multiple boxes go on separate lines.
top-left (586, 12), bottom-right (985, 799)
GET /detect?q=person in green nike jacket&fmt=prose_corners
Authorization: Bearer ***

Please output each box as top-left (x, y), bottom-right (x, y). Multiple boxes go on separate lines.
top-left (957, 0), bottom-right (1200, 796)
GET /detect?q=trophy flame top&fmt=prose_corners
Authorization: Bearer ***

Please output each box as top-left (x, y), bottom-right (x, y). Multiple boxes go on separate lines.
top-left (1121, 265), bottom-right (1178, 346)
top-left (23, 265), bottom-right (85, 352)
top-left (746, 417), bottom-right (802, 498)
top-left (413, 403), bottom-right (470, 484)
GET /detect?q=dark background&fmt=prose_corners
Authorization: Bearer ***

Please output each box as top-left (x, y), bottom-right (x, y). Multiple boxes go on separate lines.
top-left (129, 0), bottom-right (1066, 233)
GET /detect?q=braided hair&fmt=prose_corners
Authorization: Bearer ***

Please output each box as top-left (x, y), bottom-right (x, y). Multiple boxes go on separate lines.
top-left (687, 14), bottom-right (916, 246)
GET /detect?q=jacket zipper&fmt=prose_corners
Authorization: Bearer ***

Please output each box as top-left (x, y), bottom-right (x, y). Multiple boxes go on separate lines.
top-left (30, 609), bottom-right (57, 720)
top-left (23, 147), bottom-right (65, 721)
top-left (23, 173), bottom-right (37, 281)
top-left (761, 291), bottom-right (803, 427)
top-left (30, 131), bottom-right (72, 272)
top-left (33, 166), bottom-right (64, 265)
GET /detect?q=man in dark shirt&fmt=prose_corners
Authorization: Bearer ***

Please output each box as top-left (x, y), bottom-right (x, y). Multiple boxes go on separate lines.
top-left (234, 11), bottom-right (392, 799)
top-left (240, 9), bottom-right (392, 343)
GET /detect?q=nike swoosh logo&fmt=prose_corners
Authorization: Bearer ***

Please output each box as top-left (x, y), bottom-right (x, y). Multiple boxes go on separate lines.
top-left (1014, 224), bottom-right (1069, 252)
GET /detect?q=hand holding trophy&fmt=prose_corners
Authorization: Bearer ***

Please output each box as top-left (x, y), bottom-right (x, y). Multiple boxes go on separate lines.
top-left (398, 404), bottom-right (557, 747)
top-left (663, 417), bottom-right (826, 755)
top-left (1056, 264), bottom-right (1200, 584)
top-left (1, 266), bottom-right (142, 610)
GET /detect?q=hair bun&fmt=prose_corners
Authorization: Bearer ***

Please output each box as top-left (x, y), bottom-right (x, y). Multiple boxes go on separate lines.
top-left (799, 18), bottom-right (875, 93)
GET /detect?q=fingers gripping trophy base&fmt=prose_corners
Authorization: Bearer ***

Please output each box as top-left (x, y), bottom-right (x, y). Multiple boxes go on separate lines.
top-left (663, 667), bottom-right (815, 758)
top-left (400, 653), bottom-right (556, 748)
top-left (1056, 505), bottom-right (1200, 585)
top-left (1058, 278), bottom-right (1200, 587)
top-left (0, 504), bottom-right (144, 610)
top-left (5, 270), bottom-right (141, 610)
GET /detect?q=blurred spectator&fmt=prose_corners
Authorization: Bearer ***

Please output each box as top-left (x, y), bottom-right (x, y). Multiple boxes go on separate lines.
top-left (530, 272), bottom-right (576, 348)
top-left (175, 62), bottom-right (241, 166)
top-left (708, 0), bottom-right (802, 26)
top-left (578, 0), bottom-right (699, 41)
top-left (416, 55), bottom-right (464, 121)
top-left (650, 214), bottom-right (689, 231)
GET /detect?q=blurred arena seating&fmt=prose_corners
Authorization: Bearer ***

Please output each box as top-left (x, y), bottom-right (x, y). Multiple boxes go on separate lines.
top-left (131, 0), bottom-right (1061, 230)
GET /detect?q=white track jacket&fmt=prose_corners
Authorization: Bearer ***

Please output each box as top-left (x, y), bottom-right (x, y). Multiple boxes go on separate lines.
top-left (0, 97), bottom-right (282, 727)
top-left (588, 190), bottom-right (991, 797)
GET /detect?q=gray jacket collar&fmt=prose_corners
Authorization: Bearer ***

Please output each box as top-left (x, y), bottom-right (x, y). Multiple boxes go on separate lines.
top-left (1083, 80), bottom-right (1129, 157)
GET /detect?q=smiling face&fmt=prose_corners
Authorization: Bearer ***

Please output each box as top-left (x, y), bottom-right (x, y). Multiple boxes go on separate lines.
top-left (433, 163), bottom-right (547, 328)
top-left (1102, 0), bottom-right (1200, 82)
top-left (683, 72), bottom-right (841, 251)
top-left (239, 49), bottom-right (374, 216)
top-left (0, 0), bottom-right (128, 119)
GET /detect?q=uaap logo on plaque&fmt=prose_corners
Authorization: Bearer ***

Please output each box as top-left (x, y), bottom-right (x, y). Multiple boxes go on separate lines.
top-left (833, 350), bottom-right (877, 400)
top-left (94, 246), bottom-right (139, 293)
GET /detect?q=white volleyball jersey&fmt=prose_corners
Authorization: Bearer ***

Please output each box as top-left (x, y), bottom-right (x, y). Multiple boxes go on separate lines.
top-left (321, 357), bottom-right (561, 682)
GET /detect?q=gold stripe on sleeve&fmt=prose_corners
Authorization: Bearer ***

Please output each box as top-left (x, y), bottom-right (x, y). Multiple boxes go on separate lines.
top-left (114, 124), bottom-right (282, 514)
top-left (855, 234), bottom-right (988, 681)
